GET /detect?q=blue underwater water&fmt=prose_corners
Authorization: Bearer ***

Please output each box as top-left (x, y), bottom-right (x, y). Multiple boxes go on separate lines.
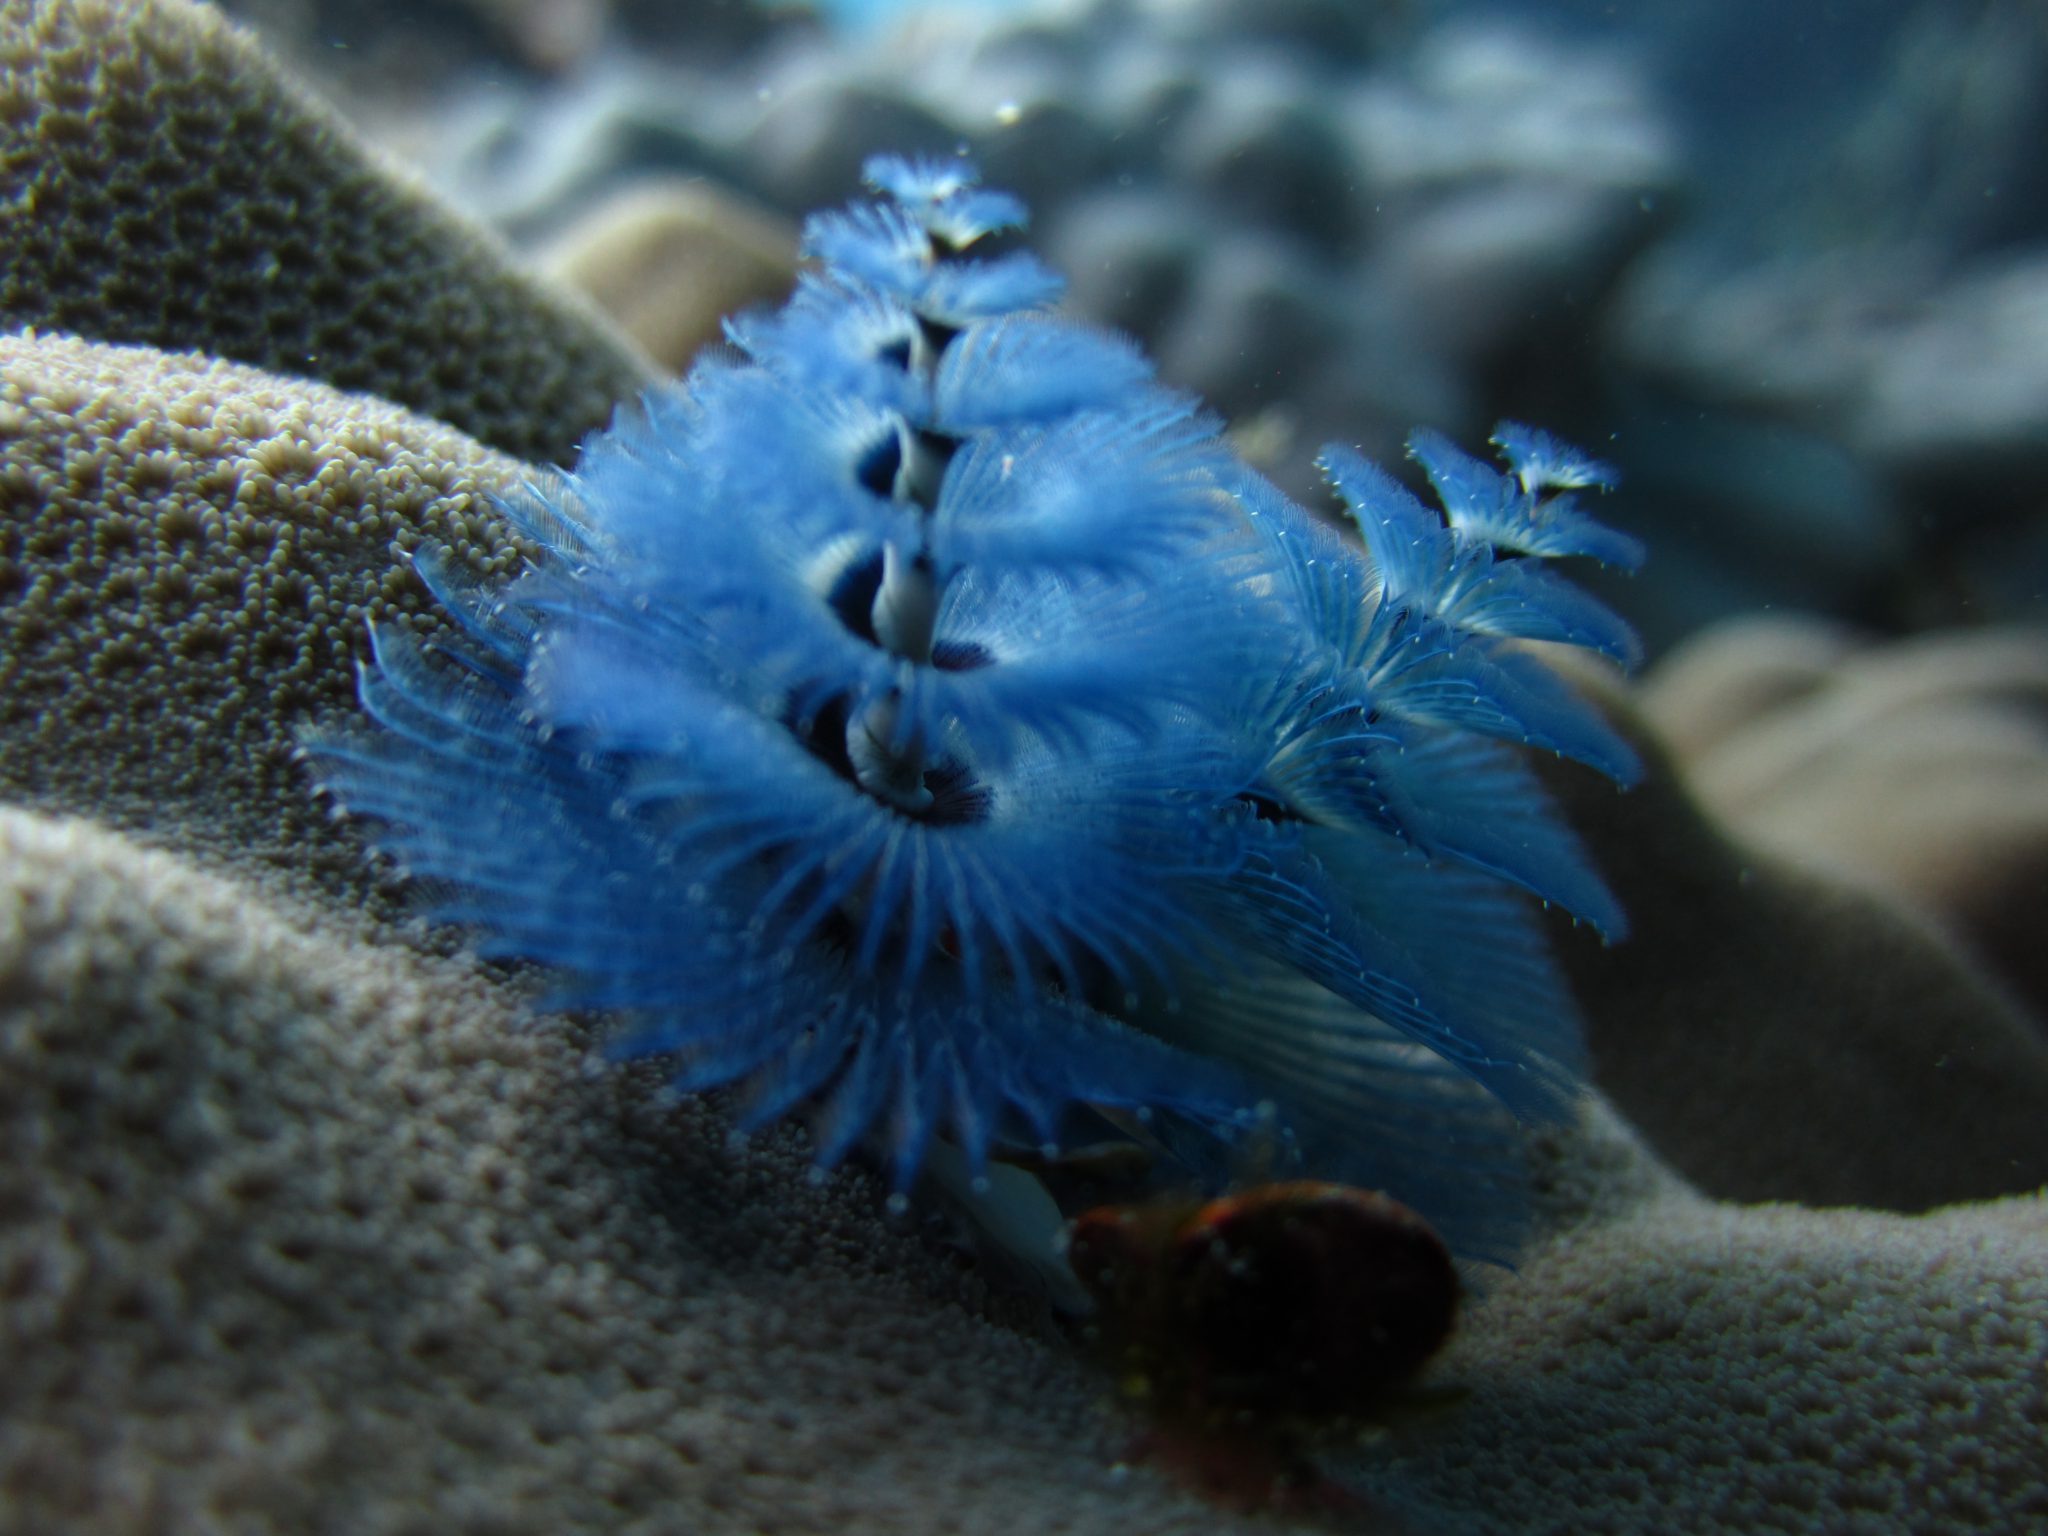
top-left (307, 155), bottom-right (1643, 1263)
top-left (220, 0), bottom-right (2048, 636)
top-left (296, 0), bottom-right (2027, 644)
top-left (800, 0), bottom-right (1005, 32)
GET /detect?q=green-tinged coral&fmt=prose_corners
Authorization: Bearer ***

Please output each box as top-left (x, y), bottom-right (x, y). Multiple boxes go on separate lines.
top-left (0, 0), bottom-right (655, 465)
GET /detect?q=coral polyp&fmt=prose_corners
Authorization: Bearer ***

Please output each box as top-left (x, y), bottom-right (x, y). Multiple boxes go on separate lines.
top-left (304, 154), bottom-right (1641, 1259)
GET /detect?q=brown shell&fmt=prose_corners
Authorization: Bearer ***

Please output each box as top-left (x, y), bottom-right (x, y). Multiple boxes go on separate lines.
top-left (1070, 1181), bottom-right (1459, 1421)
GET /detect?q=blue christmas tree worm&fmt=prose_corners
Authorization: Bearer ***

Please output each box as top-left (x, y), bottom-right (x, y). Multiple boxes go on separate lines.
top-left (303, 155), bottom-right (1641, 1262)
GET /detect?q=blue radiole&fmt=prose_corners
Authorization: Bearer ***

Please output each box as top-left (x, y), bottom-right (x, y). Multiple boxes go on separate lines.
top-left (304, 155), bottom-right (1643, 1262)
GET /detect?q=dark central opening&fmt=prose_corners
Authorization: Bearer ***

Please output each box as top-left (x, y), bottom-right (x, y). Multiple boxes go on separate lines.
top-left (786, 692), bottom-right (993, 827)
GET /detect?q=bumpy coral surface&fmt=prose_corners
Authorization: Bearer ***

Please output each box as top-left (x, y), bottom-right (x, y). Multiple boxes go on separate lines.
top-left (0, 0), bottom-right (653, 464)
top-left (0, 331), bottom-right (532, 895)
top-left (0, 804), bottom-right (1191, 1536)
top-left (1366, 1107), bottom-right (2048, 1535)
top-left (3, 804), bottom-right (2043, 1536)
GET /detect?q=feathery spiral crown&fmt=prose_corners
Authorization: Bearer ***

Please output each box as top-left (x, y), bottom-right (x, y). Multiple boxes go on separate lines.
top-left (307, 154), bottom-right (1644, 1259)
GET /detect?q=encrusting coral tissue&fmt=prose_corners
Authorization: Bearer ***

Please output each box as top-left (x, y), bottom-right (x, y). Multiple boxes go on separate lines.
top-left (305, 154), bottom-right (1644, 1262)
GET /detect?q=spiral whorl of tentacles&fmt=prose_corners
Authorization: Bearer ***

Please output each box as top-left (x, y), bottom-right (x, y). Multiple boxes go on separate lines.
top-left (306, 155), bottom-right (1644, 1260)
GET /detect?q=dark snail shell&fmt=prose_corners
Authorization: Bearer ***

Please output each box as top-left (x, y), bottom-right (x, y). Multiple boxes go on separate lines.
top-left (1069, 1181), bottom-right (1459, 1420)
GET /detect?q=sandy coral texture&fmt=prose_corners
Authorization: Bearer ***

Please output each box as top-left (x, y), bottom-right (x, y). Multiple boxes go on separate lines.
top-left (0, 330), bottom-right (537, 896)
top-left (1, 2), bottom-right (2046, 1533)
top-left (0, 327), bottom-right (548, 901)
top-left (2, 801), bottom-right (2042, 1536)
top-left (0, 0), bottom-right (654, 466)
top-left (0, 804), bottom-right (1162, 1536)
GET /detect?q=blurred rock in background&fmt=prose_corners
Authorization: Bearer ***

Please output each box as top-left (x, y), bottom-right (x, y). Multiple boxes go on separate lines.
top-left (212, 0), bottom-right (2048, 659)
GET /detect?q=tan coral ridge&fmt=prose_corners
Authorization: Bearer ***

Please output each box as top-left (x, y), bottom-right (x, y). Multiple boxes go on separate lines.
top-left (1643, 612), bottom-right (2048, 1025)
top-left (0, 331), bottom-right (537, 899)
top-left (1365, 1114), bottom-right (2048, 1534)
top-left (2, 0), bottom-right (2047, 1530)
top-left (0, 0), bottom-right (655, 467)
top-left (1547, 640), bottom-right (2048, 1215)
top-left (0, 804), bottom-right (1160, 1536)
top-left (4, 802), bottom-right (2044, 1536)
top-left (539, 178), bottom-right (802, 374)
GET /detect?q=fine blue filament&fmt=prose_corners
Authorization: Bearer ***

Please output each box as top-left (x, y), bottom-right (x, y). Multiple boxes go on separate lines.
top-left (304, 154), bottom-right (1643, 1262)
